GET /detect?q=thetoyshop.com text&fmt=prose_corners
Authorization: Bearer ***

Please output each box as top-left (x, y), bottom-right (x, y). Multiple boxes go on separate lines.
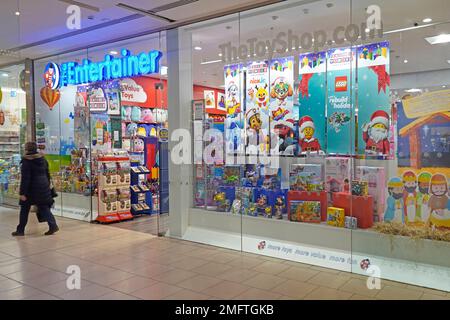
top-left (219, 24), bottom-right (383, 62)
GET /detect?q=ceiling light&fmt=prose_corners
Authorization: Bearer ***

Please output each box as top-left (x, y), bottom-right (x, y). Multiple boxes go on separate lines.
top-left (405, 88), bottom-right (422, 93)
top-left (109, 50), bottom-right (118, 55)
top-left (442, 85), bottom-right (447, 88)
top-left (404, 59), bottom-right (408, 63)
top-left (365, 28), bottom-right (370, 33)
top-left (2, 73), bottom-right (8, 77)
top-left (201, 59), bottom-right (222, 65)
top-left (194, 46), bottom-right (202, 51)
top-left (15, 11), bottom-right (20, 16)
top-left (425, 34), bottom-right (450, 45)
top-left (218, 53), bottom-right (222, 57)
top-left (422, 18), bottom-right (432, 23)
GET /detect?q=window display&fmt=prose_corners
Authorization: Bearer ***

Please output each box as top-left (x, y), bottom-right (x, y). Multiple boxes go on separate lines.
top-left (181, 0), bottom-right (450, 292)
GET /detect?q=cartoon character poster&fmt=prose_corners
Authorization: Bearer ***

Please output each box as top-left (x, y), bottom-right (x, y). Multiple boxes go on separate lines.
top-left (269, 57), bottom-right (296, 155)
top-left (385, 171), bottom-right (449, 228)
top-left (204, 90), bottom-right (215, 109)
top-left (90, 113), bottom-right (111, 153)
top-left (326, 47), bottom-right (356, 155)
top-left (298, 52), bottom-right (326, 155)
top-left (245, 60), bottom-right (270, 155)
top-left (357, 41), bottom-right (391, 157)
top-left (217, 92), bottom-right (226, 111)
top-left (224, 64), bottom-right (244, 155)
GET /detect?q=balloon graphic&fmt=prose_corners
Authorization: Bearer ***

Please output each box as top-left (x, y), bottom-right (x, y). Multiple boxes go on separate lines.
top-left (40, 87), bottom-right (60, 110)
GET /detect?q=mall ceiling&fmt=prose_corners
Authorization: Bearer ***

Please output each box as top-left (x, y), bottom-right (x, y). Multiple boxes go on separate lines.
top-left (0, 0), bottom-right (280, 66)
top-left (190, 0), bottom-right (450, 88)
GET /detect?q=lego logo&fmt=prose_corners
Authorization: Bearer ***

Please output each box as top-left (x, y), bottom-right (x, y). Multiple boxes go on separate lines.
top-left (335, 76), bottom-right (347, 91)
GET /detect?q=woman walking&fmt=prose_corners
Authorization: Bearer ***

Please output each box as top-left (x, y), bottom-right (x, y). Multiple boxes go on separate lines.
top-left (12, 142), bottom-right (59, 236)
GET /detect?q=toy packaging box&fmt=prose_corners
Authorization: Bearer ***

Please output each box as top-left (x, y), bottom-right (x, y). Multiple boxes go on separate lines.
top-left (241, 164), bottom-right (260, 187)
top-left (289, 163), bottom-right (324, 191)
top-left (99, 189), bottom-right (118, 216)
top-left (116, 161), bottom-right (130, 186)
top-left (351, 180), bottom-right (369, 196)
top-left (289, 200), bottom-right (321, 223)
top-left (222, 165), bottom-right (242, 187)
top-left (287, 190), bottom-right (328, 221)
top-left (116, 187), bottom-right (131, 213)
top-left (355, 166), bottom-right (386, 222)
top-left (345, 216), bottom-right (358, 229)
top-left (327, 207), bottom-right (345, 227)
top-left (325, 157), bottom-right (352, 204)
top-left (260, 166), bottom-right (282, 190)
top-left (236, 187), bottom-right (253, 215)
top-left (98, 161), bottom-right (118, 188)
top-left (332, 192), bottom-right (374, 229)
top-left (194, 181), bottom-right (206, 207)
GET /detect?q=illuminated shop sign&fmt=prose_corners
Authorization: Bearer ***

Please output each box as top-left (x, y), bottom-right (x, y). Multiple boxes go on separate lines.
top-left (44, 49), bottom-right (162, 88)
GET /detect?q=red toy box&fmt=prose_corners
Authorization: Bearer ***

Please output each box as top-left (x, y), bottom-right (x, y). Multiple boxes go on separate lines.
top-left (287, 190), bottom-right (328, 221)
top-left (331, 192), bottom-right (374, 229)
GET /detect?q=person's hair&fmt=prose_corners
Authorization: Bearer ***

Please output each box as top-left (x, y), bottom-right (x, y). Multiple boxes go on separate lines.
top-left (24, 141), bottom-right (38, 154)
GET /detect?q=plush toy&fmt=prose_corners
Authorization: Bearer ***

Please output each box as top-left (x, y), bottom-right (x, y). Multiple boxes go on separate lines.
top-left (137, 125), bottom-right (148, 137)
top-left (126, 123), bottom-right (138, 137)
top-left (133, 138), bottom-right (145, 152)
top-left (131, 106), bottom-right (141, 122)
top-left (141, 108), bottom-right (154, 123)
top-left (122, 106), bottom-right (132, 121)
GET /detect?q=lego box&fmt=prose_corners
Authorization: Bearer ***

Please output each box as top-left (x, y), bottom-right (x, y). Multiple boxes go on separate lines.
top-left (289, 200), bottom-right (321, 223)
top-left (327, 207), bottom-right (345, 227)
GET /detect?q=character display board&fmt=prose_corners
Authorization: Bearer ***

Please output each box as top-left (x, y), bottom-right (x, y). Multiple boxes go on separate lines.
top-left (298, 52), bottom-right (326, 155)
top-left (224, 64), bottom-right (245, 155)
top-left (245, 61), bottom-right (270, 155)
top-left (269, 57), bottom-right (296, 155)
top-left (357, 41), bottom-right (391, 157)
top-left (326, 47), bottom-right (356, 155)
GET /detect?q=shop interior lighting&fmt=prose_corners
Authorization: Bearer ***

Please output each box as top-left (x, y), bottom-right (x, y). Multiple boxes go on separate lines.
top-left (200, 59), bottom-right (222, 65)
top-left (405, 88), bottom-right (422, 93)
top-left (422, 18), bottom-right (432, 23)
top-left (425, 34), bottom-right (450, 45)
top-left (194, 46), bottom-right (202, 51)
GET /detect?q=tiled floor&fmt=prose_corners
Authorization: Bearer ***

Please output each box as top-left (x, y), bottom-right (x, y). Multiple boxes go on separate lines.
top-left (0, 207), bottom-right (449, 300)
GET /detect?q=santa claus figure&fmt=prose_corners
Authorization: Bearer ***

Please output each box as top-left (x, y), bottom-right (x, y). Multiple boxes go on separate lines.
top-left (362, 110), bottom-right (390, 156)
top-left (298, 115), bottom-right (322, 154)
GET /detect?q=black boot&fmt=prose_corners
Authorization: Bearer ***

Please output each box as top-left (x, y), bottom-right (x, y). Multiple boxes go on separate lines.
top-left (12, 231), bottom-right (24, 236)
top-left (44, 226), bottom-right (59, 236)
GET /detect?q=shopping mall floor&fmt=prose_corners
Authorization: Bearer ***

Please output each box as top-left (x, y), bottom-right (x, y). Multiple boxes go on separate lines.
top-left (0, 207), bottom-right (449, 300)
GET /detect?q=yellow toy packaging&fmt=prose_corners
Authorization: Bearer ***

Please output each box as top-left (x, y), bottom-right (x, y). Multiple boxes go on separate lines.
top-left (326, 207), bottom-right (345, 227)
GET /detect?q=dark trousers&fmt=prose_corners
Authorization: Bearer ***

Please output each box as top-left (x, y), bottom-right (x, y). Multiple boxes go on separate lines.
top-left (17, 203), bottom-right (58, 233)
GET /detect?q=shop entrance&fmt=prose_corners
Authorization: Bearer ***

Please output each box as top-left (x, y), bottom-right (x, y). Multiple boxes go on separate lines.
top-left (32, 33), bottom-right (169, 236)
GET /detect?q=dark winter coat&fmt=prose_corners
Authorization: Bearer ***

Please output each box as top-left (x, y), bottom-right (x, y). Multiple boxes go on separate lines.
top-left (19, 152), bottom-right (54, 206)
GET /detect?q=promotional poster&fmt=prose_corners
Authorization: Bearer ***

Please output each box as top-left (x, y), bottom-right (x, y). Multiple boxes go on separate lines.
top-left (245, 60), bottom-right (270, 155)
top-left (357, 41), bottom-right (391, 157)
top-left (326, 47), bottom-right (356, 155)
top-left (224, 64), bottom-right (245, 155)
top-left (269, 57), bottom-right (296, 155)
top-left (298, 52), bottom-right (326, 155)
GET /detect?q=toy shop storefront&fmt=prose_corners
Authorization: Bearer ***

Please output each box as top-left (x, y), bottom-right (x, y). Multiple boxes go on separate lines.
top-left (32, 30), bottom-right (226, 228)
top-left (166, 0), bottom-right (450, 291)
top-left (32, 33), bottom-right (170, 224)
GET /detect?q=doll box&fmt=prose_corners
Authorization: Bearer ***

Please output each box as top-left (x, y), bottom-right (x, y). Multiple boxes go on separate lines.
top-left (355, 166), bottom-right (386, 222)
top-left (332, 192), bottom-right (373, 229)
top-left (327, 207), bottom-right (345, 227)
top-left (287, 190), bottom-right (328, 221)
